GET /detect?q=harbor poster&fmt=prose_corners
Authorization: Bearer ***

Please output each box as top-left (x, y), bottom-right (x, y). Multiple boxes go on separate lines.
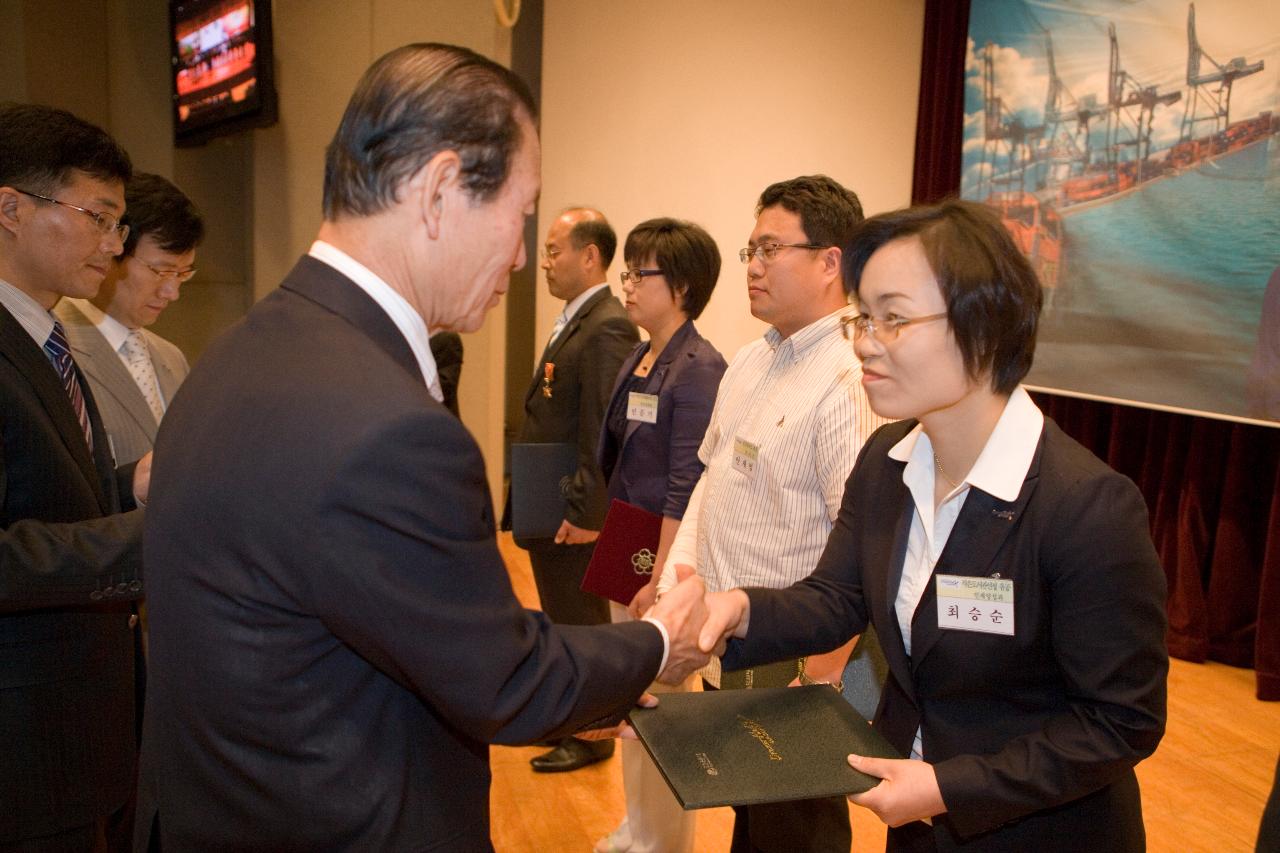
top-left (962, 0), bottom-right (1280, 423)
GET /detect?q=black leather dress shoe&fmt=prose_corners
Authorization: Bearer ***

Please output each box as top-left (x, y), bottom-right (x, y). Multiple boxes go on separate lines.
top-left (529, 737), bottom-right (615, 773)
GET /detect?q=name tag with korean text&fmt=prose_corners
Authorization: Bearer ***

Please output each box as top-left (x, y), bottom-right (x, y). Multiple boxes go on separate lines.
top-left (936, 574), bottom-right (1014, 636)
top-left (627, 392), bottom-right (659, 424)
top-left (732, 437), bottom-right (759, 478)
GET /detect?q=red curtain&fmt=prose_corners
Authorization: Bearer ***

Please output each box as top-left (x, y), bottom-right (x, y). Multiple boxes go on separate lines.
top-left (912, 0), bottom-right (1279, 699)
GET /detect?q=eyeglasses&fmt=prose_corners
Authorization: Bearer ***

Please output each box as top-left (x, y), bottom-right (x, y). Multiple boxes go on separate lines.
top-left (841, 312), bottom-right (948, 343)
top-left (738, 242), bottom-right (828, 264)
top-left (540, 246), bottom-right (562, 260)
top-left (15, 189), bottom-right (129, 243)
top-left (620, 268), bottom-right (662, 286)
top-left (139, 260), bottom-right (197, 283)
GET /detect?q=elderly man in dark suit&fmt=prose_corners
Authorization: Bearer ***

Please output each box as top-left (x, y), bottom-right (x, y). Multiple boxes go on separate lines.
top-left (0, 103), bottom-right (148, 852)
top-left (512, 207), bottom-right (639, 773)
top-left (134, 43), bottom-right (712, 852)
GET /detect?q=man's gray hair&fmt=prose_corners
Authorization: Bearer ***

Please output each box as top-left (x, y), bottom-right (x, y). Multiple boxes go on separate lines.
top-left (322, 43), bottom-right (537, 219)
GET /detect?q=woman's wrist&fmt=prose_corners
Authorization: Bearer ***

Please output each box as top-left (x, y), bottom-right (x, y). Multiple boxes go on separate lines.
top-left (797, 657), bottom-right (844, 692)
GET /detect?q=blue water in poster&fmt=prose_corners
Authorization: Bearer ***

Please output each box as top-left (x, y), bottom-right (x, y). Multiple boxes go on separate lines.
top-left (962, 0), bottom-right (1280, 421)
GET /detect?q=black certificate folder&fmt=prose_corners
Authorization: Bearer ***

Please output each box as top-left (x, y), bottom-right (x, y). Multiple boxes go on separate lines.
top-left (628, 685), bottom-right (900, 809)
top-left (509, 442), bottom-right (577, 539)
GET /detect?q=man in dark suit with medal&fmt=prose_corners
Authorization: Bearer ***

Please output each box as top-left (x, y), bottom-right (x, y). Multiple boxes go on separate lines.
top-left (513, 207), bottom-right (638, 773)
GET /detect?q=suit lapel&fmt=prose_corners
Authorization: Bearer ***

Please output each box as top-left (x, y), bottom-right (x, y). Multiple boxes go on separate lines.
top-left (60, 303), bottom-right (158, 437)
top-left (0, 305), bottom-right (107, 506)
top-left (617, 321), bottom-right (696, 455)
top-left (151, 339), bottom-right (183, 404)
top-left (619, 360), bottom-right (660, 450)
top-left (282, 256), bottom-right (422, 383)
top-left (606, 343), bottom-right (646, 446)
top-left (876, 476), bottom-right (919, 704)
top-left (524, 286), bottom-right (613, 407)
top-left (907, 443), bottom-right (1043, 668)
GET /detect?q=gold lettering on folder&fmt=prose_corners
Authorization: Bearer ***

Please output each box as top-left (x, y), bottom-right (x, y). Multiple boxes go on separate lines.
top-left (738, 715), bottom-right (783, 761)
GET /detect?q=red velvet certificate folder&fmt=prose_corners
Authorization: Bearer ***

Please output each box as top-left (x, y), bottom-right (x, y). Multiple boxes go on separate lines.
top-left (580, 499), bottom-right (663, 606)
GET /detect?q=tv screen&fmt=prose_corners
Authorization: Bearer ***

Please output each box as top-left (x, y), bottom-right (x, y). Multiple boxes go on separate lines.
top-left (170, 0), bottom-right (277, 146)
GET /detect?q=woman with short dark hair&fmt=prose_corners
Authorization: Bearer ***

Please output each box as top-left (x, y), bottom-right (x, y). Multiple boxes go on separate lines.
top-left (594, 217), bottom-right (727, 853)
top-left (707, 199), bottom-right (1168, 852)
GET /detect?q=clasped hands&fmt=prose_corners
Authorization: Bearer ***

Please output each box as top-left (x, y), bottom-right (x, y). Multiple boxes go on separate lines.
top-left (641, 565), bottom-right (752, 685)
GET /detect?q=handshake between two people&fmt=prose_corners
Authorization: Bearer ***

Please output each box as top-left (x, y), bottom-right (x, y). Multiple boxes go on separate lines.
top-left (639, 564), bottom-right (751, 686)
top-left (575, 565), bottom-right (747, 742)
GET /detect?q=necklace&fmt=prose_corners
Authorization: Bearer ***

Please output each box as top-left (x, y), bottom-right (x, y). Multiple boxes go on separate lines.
top-left (933, 453), bottom-right (960, 490)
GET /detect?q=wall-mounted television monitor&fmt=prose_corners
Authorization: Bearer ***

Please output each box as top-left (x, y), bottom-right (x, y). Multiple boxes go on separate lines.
top-left (170, 0), bottom-right (277, 147)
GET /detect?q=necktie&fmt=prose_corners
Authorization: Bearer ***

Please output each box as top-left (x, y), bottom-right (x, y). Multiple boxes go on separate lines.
top-left (43, 320), bottom-right (94, 452)
top-left (121, 330), bottom-right (165, 423)
top-left (548, 312), bottom-right (568, 347)
top-left (535, 313), bottom-right (569, 377)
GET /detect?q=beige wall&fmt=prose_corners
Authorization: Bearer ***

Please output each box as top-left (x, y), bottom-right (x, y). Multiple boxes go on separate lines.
top-left (538, 0), bottom-right (925, 360)
top-left (7, 0), bottom-right (926, 509)
top-left (250, 0), bottom-right (514, 509)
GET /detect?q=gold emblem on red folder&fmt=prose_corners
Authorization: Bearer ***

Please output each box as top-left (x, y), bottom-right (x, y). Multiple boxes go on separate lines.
top-left (542, 362), bottom-right (555, 397)
top-left (631, 548), bottom-right (655, 576)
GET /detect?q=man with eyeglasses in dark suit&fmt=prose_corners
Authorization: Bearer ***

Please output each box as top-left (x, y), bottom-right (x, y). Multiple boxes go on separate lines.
top-left (0, 102), bottom-right (149, 852)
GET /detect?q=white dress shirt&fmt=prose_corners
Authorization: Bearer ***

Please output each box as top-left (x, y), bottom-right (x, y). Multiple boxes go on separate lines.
top-left (659, 306), bottom-right (891, 685)
top-left (889, 385), bottom-right (1044, 758)
top-left (0, 278), bottom-right (55, 348)
top-left (308, 241), bottom-right (443, 402)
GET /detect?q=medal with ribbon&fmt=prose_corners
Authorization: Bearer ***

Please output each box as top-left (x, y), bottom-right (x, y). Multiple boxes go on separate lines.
top-left (542, 362), bottom-right (555, 398)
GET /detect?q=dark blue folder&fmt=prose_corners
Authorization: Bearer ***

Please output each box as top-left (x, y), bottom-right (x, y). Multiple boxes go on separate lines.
top-left (509, 442), bottom-right (577, 540)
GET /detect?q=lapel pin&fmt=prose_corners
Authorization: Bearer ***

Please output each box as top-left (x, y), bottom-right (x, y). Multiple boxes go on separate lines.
top-left (992, 509), bottom-right (1016, 521)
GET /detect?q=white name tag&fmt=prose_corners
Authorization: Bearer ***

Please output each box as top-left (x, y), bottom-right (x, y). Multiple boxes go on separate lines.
top-left (627, 392), bottom-right (659, 424)
top-left (732, 437), bottom-right (760, 478)
top-left (936, 574), bottom-right (1014, 636)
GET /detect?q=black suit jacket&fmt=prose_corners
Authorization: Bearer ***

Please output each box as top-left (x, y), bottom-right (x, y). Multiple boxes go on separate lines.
top-left (723, 418), bottom-right (1168, 852)
top-left (0, 303), bottom-right (143, 842)
top-left (516, 286), bottom-right (637, 531)
top-left (135, 257), bottom-right (664, 851)
top-left (596, 319), bottom-right (726, 519)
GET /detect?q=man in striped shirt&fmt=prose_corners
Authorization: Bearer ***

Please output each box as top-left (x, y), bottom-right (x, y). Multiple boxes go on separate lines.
top-left (660, 175), bottom-right (890, 853)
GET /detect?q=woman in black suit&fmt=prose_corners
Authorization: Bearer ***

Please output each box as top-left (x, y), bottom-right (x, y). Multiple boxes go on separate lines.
top-left (594, 218), bottom-right (727, 853)
top-left (705, 200), bottom-right (1168, 852)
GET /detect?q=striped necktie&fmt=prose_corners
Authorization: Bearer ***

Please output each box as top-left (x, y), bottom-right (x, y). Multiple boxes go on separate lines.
top-left (43, 320), bottom-right (94, 452)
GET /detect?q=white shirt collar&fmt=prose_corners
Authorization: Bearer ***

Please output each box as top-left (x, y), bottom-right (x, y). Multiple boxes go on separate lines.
top-left (67, 298), bottom-right (133, 353)
top-left (307, 240), bottom-right (442, 401)
top-left (0, 277), bottom-right (56, 347)
top-left (560, 281), bottom-right (609, 325)
top-left (888, 385), bottom-right (1044, 502)
top-left (763, 304), bottom-right (853, 360)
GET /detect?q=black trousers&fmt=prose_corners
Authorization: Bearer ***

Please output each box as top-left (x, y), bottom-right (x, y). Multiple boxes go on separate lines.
top-left (525, 538), bottom-right (609, 626)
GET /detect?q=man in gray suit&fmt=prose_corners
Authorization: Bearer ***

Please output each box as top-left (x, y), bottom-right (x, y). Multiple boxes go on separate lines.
top-left (55, 173), bottom-right (204, 466)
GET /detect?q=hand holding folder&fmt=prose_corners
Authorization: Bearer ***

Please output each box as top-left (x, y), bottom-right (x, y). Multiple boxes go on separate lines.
top-left (579, 499), bottom-right (664, 607)
top-left (627, 685), bottom-right (901, 809)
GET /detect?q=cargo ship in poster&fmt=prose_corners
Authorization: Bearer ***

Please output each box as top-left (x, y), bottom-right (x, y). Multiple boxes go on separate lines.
top-left (973, 3), bottom-right (1276, 298)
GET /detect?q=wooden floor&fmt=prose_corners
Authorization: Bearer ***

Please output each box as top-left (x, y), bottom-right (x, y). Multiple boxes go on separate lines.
top-left (489, 534), bottom-right (1279, 852)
